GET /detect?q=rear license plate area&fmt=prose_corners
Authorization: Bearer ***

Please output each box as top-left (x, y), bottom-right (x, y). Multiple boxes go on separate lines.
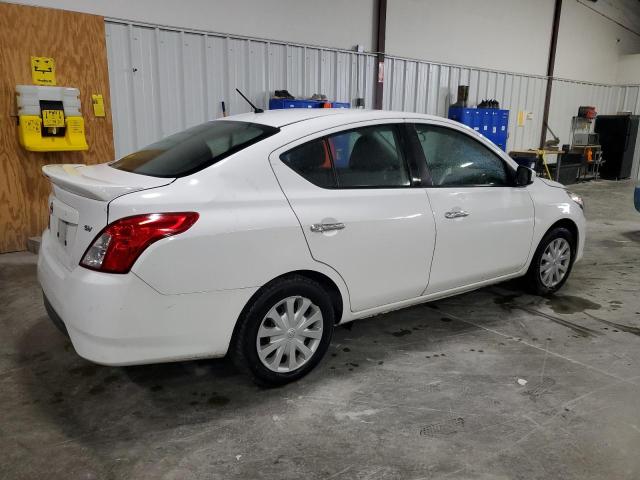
top-left (57, 218), bottom-right (69, 247)
top-left (48, 195), bottom-right (79, 268)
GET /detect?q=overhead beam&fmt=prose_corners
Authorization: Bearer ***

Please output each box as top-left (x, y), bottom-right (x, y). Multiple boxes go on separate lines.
top-left (373, 0), bottom-right (387, 110)
top-left (540, 0), bottom-right (562, 148)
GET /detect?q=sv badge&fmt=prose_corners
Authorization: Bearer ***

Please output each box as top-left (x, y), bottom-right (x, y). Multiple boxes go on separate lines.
top-left (84, 225), bottom-right (93, 232)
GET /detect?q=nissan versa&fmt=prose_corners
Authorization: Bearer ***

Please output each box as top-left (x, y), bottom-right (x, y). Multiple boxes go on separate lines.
top-left (38, 109), bottom-right (585, 385)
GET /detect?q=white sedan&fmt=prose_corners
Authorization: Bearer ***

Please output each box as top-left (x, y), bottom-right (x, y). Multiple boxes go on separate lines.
top-left (38, 109), bottom-right (585, 385)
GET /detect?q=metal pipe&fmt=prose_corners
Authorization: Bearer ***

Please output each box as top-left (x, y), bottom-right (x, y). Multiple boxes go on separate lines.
top-left (540, 0), bottom-right (562, 148)
top-left (373, 0), bottom-right (387, 110)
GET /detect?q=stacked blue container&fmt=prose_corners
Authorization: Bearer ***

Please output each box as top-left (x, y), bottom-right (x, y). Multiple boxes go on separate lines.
top-left (269, 98), bottom-right (321, 109)
top-left (269, 99), bottom-right (351, 109)
top-left (448, 106), bottom-right (509, 151)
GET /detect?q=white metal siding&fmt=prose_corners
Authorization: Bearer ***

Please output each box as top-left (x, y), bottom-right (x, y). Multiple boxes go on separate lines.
top-left (374, 54), bottom-right (640, 152)
top-left (381, 55), bottom-right (549, 152)
top-left (547, 80), bottom-right (627, 146)
top-left (105, 20), bottom-right (376, 158)
top-left (106, 20), bottom-right (640, 159)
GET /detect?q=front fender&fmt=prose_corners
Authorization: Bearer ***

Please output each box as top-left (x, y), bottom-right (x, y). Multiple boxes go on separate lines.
top-left (524, 177), bottom-right (586, 268)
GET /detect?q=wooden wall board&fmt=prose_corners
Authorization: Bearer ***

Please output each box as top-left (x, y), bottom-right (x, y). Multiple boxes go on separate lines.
top-left (0, 3), bottom-right (114, 253)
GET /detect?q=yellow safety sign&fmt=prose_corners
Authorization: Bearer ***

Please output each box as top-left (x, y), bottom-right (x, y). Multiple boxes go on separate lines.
top-left (92, 94), bottom-right (105, 117)
top-left (31, 56), bottom-right (56, 86)
top-left (42, 109), bottom-right (65, 128)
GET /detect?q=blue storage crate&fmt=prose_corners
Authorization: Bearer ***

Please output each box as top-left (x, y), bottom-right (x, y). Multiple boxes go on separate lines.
top-left (269, 99), bottom-right (351, 110)
top-left (479, 109), bottom-right (492, 136)
top-left (487, 110), bottom-right (509, 151)
top-left (448, 107), bottom-right (482, 134)
top-left (448, 106), bottom-right (509, 151)
top-left (447, 107), bottom-right (473, 124)
top-left (269, 98), bottom-right (322, 109)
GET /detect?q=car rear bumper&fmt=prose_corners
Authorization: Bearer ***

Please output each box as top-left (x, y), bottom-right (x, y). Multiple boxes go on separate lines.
top-left (43, 294), bottom-right (70, 337)
top-left (37, 229), bottom-right (257, 366)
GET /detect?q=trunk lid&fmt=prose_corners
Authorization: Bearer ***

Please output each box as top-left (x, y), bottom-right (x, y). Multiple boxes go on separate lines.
top-left (42, 163), bottom-right (174, 270)
top-left (43, 163), bottom-right (174, 201)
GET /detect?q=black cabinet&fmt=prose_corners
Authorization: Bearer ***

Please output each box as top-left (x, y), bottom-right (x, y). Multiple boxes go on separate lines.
top-left (594, 115), bottom-right (639, 180)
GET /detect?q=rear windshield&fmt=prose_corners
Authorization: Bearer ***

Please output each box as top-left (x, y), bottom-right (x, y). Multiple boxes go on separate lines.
top-left (110, 121), bottom-right (279, 178)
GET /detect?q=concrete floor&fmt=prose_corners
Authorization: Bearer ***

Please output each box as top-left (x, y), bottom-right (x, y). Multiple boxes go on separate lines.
top-left (1, 180), bottom-right (639, 480)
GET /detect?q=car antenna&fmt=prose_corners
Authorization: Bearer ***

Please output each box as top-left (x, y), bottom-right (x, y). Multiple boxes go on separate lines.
top-left (235, 88), bottom-right (264, 113)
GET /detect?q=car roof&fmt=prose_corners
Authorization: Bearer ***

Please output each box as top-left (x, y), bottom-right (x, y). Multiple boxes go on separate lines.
top-left (220, 108), bottom-right (448, 128)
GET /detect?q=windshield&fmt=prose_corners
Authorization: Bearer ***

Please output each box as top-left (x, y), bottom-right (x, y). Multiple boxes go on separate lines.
top-left (110, 121), bottom-right (279, 178)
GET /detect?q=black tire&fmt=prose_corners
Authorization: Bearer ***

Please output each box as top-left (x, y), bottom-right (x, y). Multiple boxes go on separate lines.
top-left (524, 226), bottom-right (575, 296)
top-left (230, 275), bottom-right (334, 387)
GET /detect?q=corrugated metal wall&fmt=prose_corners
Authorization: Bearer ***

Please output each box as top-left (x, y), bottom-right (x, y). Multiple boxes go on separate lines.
top-left (618, 85), bottom-right (640, 113)
top-left (547, 79), bottom-right (625, 147)
top-left (381, 56), bottom-right (548, 152)
top-left (105, 20), bottom-right (376, 158)
top-left (105, 19), bottom-right (640, 159)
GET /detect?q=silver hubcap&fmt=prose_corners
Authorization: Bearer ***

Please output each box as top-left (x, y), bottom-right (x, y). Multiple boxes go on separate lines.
top-left (540, 238), bottom-right (571, 288)
top-left (256, 296), bottom-right (323, 373)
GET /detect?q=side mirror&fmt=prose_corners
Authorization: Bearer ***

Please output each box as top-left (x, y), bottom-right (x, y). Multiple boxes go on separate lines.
top-left (515, 165), bottom-right (533, 186)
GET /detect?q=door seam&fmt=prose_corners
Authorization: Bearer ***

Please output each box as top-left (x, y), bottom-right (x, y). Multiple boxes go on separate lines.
top-left (266, 155), bottom-right (355, 312)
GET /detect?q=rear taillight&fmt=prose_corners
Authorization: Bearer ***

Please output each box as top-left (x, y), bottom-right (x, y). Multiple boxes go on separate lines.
top-left (80, 212), bottom-right (199, 273)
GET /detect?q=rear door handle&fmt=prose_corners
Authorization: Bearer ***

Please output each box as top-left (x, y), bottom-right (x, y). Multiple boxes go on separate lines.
top-left (444, 210), bottom-right (470, 219)
top-left (310, 222), bottom-right (345, 233)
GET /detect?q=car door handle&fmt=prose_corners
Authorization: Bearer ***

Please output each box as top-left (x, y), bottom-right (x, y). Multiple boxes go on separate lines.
top-left (444, 210), bottom-right (470, 219)
top-left (310, 222), bottom-right (345, 233)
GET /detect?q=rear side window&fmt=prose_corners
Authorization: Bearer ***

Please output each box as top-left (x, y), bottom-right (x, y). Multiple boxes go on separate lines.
top-left (328, 126), bottom-right (409, 188)
top-left (110, 121), bottom-right (279, 178)
top-left (280, 124), bottom-right (410, 189)
top-left (280, 138), bottom-right (335, 188)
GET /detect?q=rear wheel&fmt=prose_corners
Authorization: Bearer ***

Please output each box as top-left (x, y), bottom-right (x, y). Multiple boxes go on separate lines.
top-left (524, 227), bottom-right (575, 295)
top-left (230, 275), bottom-right (334, 386)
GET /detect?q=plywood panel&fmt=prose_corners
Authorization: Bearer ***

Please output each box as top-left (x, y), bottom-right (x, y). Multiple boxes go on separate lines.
top-left (0, 3), bottom-right (114, 253)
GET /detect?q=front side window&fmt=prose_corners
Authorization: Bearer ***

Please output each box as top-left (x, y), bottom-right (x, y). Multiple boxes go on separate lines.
top-left (280, 124), bottom-right (410, 189)
top-left (414, 124), bottom-right (509, 187)
top-left (110, 121), bottom-right (279, 178)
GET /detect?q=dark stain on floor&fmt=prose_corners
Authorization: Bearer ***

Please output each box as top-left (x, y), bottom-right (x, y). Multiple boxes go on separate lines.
top-left (584, 312), bottom-right (640, 337)
top-left (622, 230), bottom-right (640, 242)
top-left (512, 305), bottom-right (600, 337)
top-left (608, 300), bottom-right (623, 310)
top-left (103, 374), bottom-right (120, 385)
top-left (494, 293), bottom-right (522, 305)
top-left (69, 364), bottom-right (99, 377)
top-left (207, 394), bottom-right (230, 406)
top-left (545, 295), bottom-right (602, 315)
top-left (389, 329), bottom-right (412, 337)
top-left (88, 385), bottom-right (105, 395)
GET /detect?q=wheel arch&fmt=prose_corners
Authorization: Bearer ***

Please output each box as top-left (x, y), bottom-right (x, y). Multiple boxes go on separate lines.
top-left (526, 217), bottom-right (579, 272)
top-left (546, 218), bottom-right (579, 249)
top-left (229, 269), bottom-right (346, 349)
top-left (288, 269), bottom-right (344, 324)
top-left (523, 217), bottom-right (580, 275)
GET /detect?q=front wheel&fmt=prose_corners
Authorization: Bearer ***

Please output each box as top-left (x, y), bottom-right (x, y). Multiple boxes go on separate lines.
top-left (230, 275), bottom-right (334, 386)
top-left (524, 226), bottom-right (575, 295)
